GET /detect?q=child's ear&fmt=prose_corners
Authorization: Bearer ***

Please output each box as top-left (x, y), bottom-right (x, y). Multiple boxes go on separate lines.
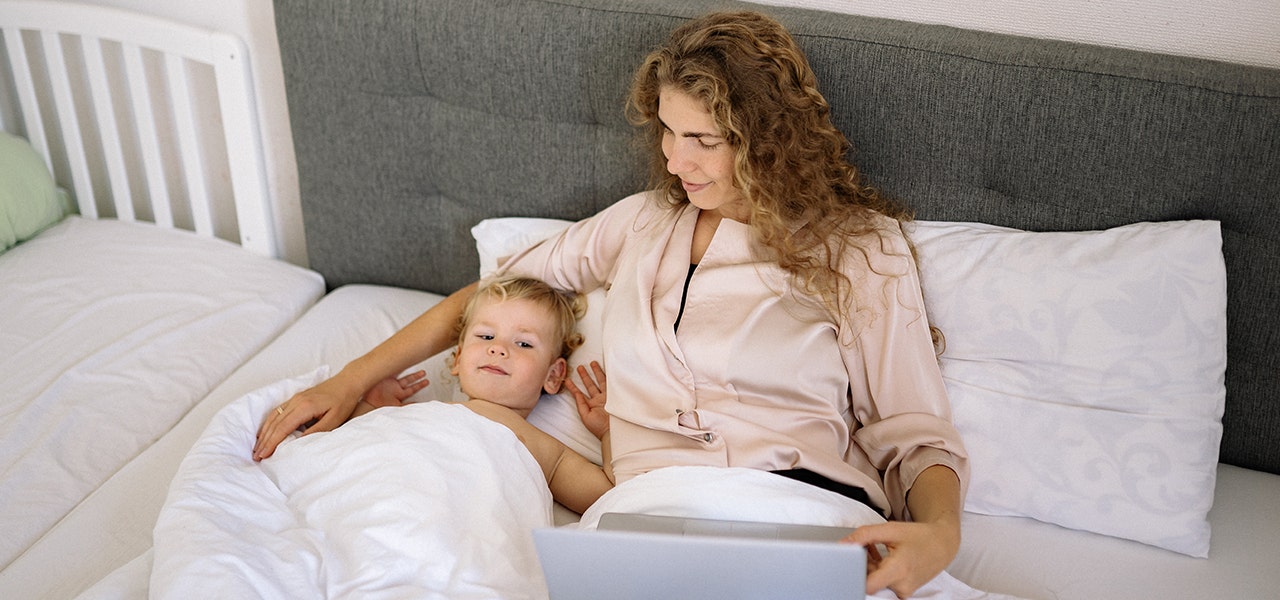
top-left (448, 347), bottom-right (461, 377)
top-left (542, 357), bottom-right (568, 394)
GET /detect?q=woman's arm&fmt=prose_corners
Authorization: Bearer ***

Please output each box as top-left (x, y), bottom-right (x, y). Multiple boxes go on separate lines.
top-left (253, 281), bottom-right (479, 460)
top-left (836, 223), bottom-right (968, 597)
top-left (845, 465), bottom-right (961, 598)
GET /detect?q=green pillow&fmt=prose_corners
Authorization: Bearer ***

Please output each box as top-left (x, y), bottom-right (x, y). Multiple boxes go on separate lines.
top-left (1, 131), bottom-right (73, 251)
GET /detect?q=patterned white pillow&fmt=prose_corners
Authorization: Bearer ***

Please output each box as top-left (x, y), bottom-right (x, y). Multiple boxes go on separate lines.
top-left (910, 220), bottom-right (1226, 557)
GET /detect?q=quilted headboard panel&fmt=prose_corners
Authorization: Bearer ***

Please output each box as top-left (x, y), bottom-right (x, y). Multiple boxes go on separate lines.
top-left (274, 0), bottom-right (1280, 472)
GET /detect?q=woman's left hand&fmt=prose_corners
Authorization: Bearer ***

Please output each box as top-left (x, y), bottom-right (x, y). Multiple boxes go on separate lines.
top-left (844, 464), bottom-right (962, 598)
top-left (844, 517), bottom-right (959, 598)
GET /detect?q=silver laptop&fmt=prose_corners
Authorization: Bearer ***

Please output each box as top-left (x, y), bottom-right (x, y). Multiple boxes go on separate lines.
top-left (533, 512), bottom-right (866, 600)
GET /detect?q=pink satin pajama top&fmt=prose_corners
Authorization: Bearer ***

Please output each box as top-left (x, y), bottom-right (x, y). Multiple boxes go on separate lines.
top-left (502, 191), bottom-right (968, 519)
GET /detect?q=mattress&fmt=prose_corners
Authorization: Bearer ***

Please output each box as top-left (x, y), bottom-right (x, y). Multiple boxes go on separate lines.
top-left (0, 216), bottom-right (323, 576)
top-left (20, 283), bottom-right (1276, 600)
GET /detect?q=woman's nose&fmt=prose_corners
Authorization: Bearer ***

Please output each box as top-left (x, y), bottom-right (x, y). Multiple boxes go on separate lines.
top-left (664, 139), bottom-right (690, 175)
top-left (666, 147), bottom-right (690, 175)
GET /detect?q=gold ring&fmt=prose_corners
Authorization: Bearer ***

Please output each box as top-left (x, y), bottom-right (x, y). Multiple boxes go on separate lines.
top-left (276, 406), bottom-right (285, 415)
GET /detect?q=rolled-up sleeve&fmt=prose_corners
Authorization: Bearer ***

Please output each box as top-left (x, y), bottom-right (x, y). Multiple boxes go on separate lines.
top-left (844, 223), bottom-right (969, 520)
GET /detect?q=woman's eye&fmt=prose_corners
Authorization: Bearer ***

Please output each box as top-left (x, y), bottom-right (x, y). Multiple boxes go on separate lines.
top-left (697, 139), bottom-right (722, 150)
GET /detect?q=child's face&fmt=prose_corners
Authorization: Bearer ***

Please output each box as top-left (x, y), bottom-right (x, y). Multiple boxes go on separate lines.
top-left (451, 295), bottom-right (567, 417)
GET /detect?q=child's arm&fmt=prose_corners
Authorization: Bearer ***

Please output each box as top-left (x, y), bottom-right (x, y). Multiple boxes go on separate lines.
top-left (463, 400), bottom-right (613, 513)
top-left (563, 361), bottom-right (608, 440)
top-left (559, 361), bottom-right (614, 504)
top-left (351, 370), bottom-right (430, 420)
top-left (546, 429), bottom-right (614, 513)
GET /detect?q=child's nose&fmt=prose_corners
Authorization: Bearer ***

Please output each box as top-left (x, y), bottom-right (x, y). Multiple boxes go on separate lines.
top-left (488, 343), bottom-right (506, 357)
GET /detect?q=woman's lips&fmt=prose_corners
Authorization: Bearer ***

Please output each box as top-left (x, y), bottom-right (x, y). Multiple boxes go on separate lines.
top-left (681, 180), bottom-right (709, 193)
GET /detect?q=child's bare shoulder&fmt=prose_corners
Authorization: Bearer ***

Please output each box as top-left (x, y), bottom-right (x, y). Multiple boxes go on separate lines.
top-left (463, 400), bottom-right (558, 447)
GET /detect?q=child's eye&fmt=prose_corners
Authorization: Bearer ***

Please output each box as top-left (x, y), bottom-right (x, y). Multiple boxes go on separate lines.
top-left (517, 341), bottom-right (534, 349)
top-left (477, 334), bottom-right (494, 340)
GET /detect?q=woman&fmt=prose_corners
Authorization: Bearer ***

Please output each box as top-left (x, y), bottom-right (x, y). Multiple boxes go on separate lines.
top-left (255, 11), bottom-right (967, 598)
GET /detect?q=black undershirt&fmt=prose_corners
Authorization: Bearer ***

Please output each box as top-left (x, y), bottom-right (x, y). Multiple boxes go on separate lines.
top-left (672, 263), bottom-right (697, 333)
top-left (770, 468), bottom-right (878, 512)
top-left (673, 263), bottom-right (878, 513)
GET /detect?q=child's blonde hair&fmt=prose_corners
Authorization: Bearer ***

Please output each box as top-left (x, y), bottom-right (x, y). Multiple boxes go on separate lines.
top-left (458, 275), bottom-right (586, 360)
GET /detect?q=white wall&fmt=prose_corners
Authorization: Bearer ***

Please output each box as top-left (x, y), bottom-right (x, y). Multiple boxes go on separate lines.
top-left (752, 0), bottom-right (1280, 70)
top-left (60, 0), bottom-right (1280, 269)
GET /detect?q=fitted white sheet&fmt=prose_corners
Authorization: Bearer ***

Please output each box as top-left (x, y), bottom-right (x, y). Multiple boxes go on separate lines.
top-left (0, 217), bottom-right (323, 575)
top-left (949, 463), bottom-right (1280, 599)
top-left (9, 284), bottom-right (1275, 599)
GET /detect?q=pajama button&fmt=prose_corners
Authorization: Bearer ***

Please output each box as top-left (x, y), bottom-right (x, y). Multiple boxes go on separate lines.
top-left (703, 433), bottom-right (713, 442)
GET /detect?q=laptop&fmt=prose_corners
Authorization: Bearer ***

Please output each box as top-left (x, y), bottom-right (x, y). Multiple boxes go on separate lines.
top-left (533, 512), bottom-right (866, 600)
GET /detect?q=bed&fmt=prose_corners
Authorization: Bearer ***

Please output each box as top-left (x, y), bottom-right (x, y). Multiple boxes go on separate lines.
top-left (0, 0), bottom-right (323, 594)
top-left (5, 0), bottom-right (1279, 598)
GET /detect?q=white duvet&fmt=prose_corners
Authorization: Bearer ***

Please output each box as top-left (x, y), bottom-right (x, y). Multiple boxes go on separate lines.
top-left (155, 369), bottom-right (1019, 600)
top-left (152, 368), bottom-right (554, 599)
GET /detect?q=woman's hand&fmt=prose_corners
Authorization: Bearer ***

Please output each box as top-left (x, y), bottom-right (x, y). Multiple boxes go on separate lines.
top-left (252, 281), bottom-right (480, 462)
top-left (844, 465), bottom-right (962, 598)
top-left (253, 376), bottom-right (363, 461)
top-left (563, 361), bottom-right (608, 439)
top-left (844, 516), bottom-right (959, 598)
top-left (363, 370), bottom-right (430, 408)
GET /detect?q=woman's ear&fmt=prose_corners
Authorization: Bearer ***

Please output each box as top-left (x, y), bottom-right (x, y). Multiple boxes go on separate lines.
top-left (542, 357), bottom-right (568, 394)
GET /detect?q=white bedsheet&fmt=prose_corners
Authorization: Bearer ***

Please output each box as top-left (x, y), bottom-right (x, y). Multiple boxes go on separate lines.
top-left (0, 216), bottom-right (323, 571)
top-left (152, 368), bottom-right (553, 599)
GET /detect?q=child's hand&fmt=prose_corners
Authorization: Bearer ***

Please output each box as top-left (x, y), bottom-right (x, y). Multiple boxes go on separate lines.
top-left (564, 361), bottom-right (608, 440)
top-left (363, 370), bottom-right (430, 408)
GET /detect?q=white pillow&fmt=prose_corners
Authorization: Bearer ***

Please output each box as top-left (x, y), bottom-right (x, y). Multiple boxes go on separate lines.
top-left (472, 217), bottom-right (582, 279)
top-left (909, 220), bottom-right (1226, 557)
top-left (471, 218), bottom-right (605, 465)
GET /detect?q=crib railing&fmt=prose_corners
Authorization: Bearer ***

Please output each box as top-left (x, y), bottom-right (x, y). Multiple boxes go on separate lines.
top-left (0, 0), bottom-right (276, 257)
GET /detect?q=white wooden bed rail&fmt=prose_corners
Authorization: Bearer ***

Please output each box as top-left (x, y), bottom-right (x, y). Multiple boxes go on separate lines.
top-left (0, 0), bottom-right (277, 257)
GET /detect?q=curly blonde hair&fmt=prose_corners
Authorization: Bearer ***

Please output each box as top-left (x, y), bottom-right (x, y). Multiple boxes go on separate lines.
top-left (457, 275), bottom-right (586, 360)
top-left (626, 11), bottom-right (920, 336)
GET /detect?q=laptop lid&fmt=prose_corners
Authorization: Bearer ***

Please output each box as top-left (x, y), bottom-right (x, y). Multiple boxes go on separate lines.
top-left (533, 513), bottom-right (866, 600)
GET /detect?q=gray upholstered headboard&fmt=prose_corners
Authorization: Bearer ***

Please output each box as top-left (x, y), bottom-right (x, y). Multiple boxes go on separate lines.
top-left (273, 0), bottom-right (1280, 473)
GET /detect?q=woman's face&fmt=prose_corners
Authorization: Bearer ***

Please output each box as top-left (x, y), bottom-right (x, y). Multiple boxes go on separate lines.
top-left (658, 87), bottom-right (748, 220)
